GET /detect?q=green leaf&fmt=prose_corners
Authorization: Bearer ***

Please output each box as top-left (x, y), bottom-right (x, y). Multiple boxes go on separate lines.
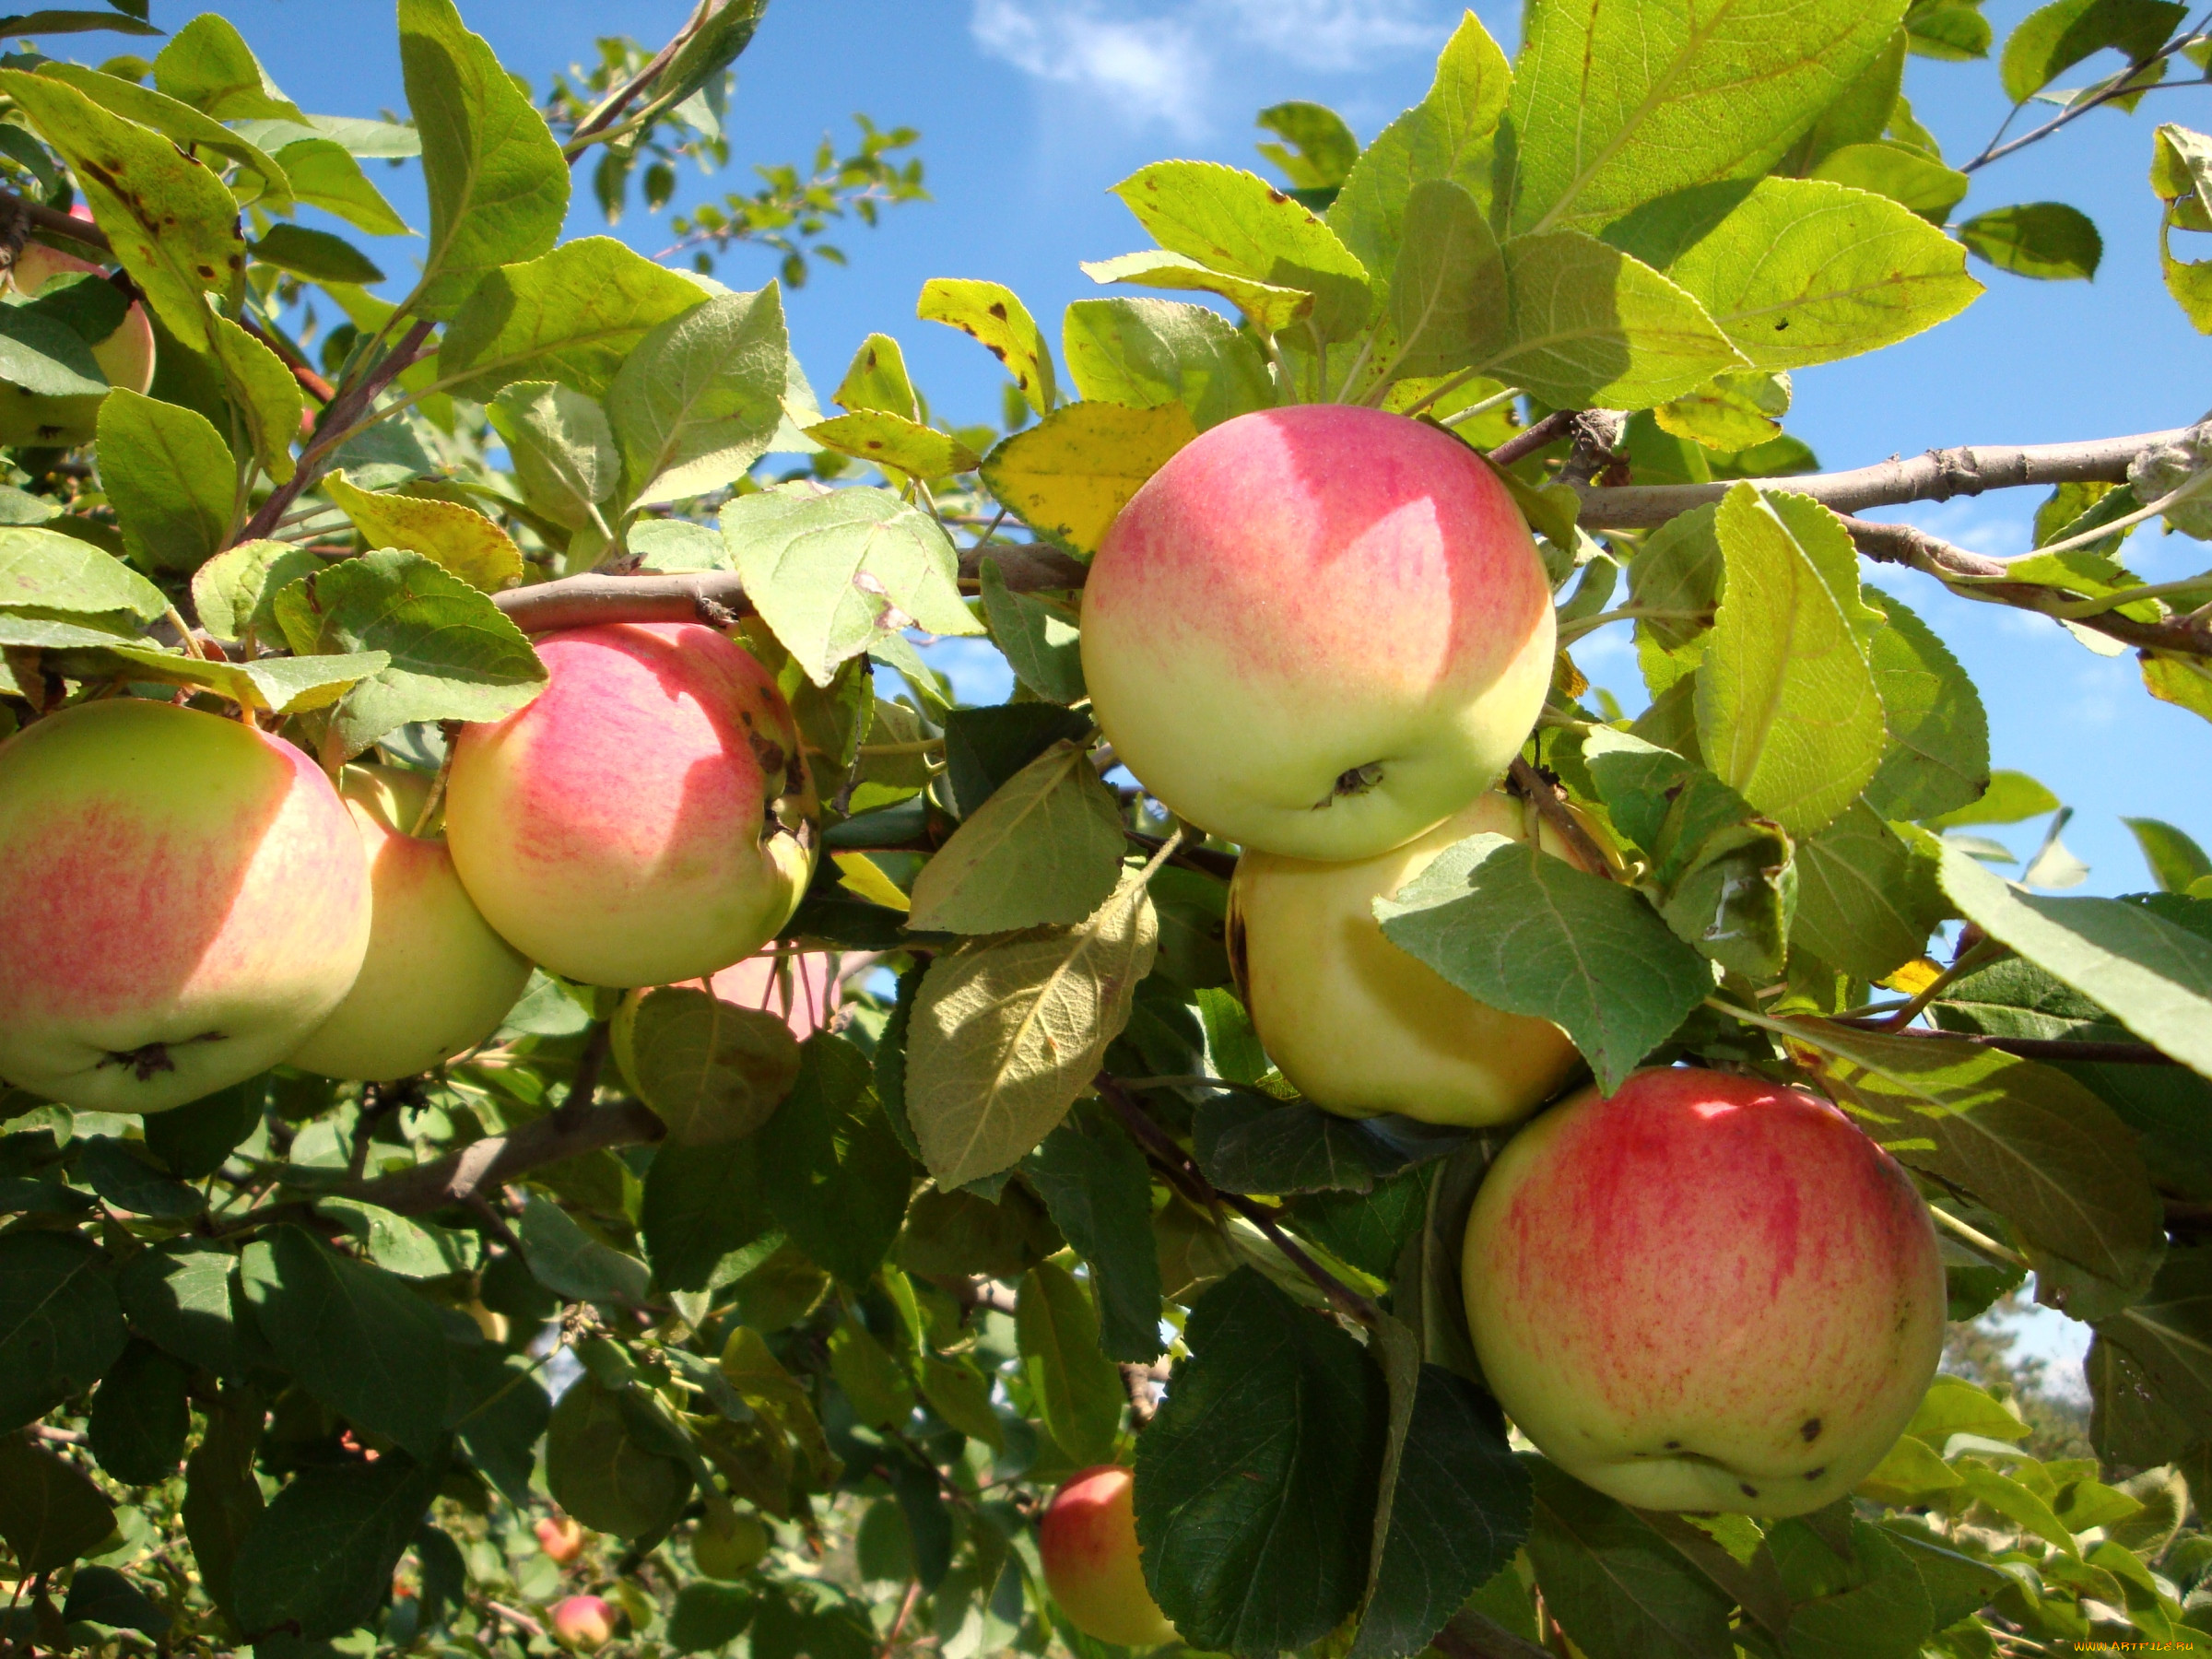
top-left (980, 397), bottom-right (1197, 554)
top-left (980, 558), bottom-right (1085, 704)
top-left (642, 1138), bottom-right (769, 1293)
top-left (1958, 202), bottom-right (2104, 280)
top-left (1488, 230), bottom-right (1742, 411)
top-left (1016, 1258), bottom-right (1124, 1462)
top-left (607, 283), bottom-right (788, 506)
top-left (1863, 591), bottom-right (1990, 821)
top-left (153, 12), bottom-right (306, 121)
top-left (724, 481), bottom-right (981, 686)
top-left (1352, 1366), bottom-right (1533, 1659)
top-left (1079, 249), bottom-right (1316, 336)
top-left (1505, 0), bottom-right (1908, 235)
top-left (806, 409), bottom-right (981, 479)
top-left (88, 1337), bottom-right (190, 1484)
top-left (944, 703), bottom-right (1096, 816)
top-left (1192, 1095), bottom-right (1416, 1196)
top-left (117, 1239), bottom-right (236, 1375)
top-left (240, 1226), bottom-right (453, 1455)
top-left (1024, 1104), bottom-right (1165, 1363)
top-left (2001, 0), bottom-right (2185, 101)
top-left (1257, 100), bottom-right (1359, 190)
top-left (1654, 814), bottom-right (1797, 982)
top-left (1060, 296), bottom-right (1273, 432)
top-left (516, 1190), bottom-right (652, 1304)
top-left (230, 1454), bottom-right (443, 1641)
top-left (1775, 1519), bottom-right (2004, 1657)
top-left (905, 740), bottom-right (1126, 934)
top-left (59, 640), bottom-right (390, 714)
top-left (1790, 805), bottom-right (1946, 980)
top-left (1526, 1458), bottom-right (1734, 1659)
top-left (1938, 844), bottom-right (2212, 1076)
top-left (0, 8), bottom-right (160, 36)
top-left (830, 1309), bottom-right (913, 1428)
top-left (1653, 368), bottom-right (1792, 453)
top-left (182, 1386), bottom-right (262, 1618)
top-left (1696, 485), bottom-right (1886, 835)
top-left (643, 0), bottom-right (769, 120)
top-left (62, 1565), bottom-right (171, 1638)
top-left (2092, 1248), bottom-right (2212, 1450)
top-left (1908, 0), bottom-right (1994, 57)
top-left (906, 868), bottom-right (1160, 1188)
top-left (1135, 1269), bottom-right (1390, 1653)
top-left (1923, 769), bottom-right (2059, 828)
top-left (2124, 818), bottom-right (2212, 893)
top-left (270, 547), bottom-right (547, 760)
top-left (1665, 178), bottom-right (1983, 371)
top-left (0, 1431), bottom-right (116, 1574)
top-left (0, 1230), bottom-right (125, 1431)
top-left (95, 389), bottom-right (234, 571)
top-left (1375, 833), bottom-right (1709, 1095)
top-left (76, 1135), bottom-right (202, 1217)
top-left (269, 136), bottom-right (412, 236)
top-left (1809, 141), bottom-right (1971, 222)
top-left (617, 986), bottom-right (803, 1146)
top-left (323, 470), bottom-right (522, 592)
top-left (0, 69), bottom-right (243, 349)
top-left (832, 331), bottom-right (919, 418)
top-left (206, 312), bottom-right (302, 485)
top-left (438, 236), bottom-right (709, 401)
top-left (1111, 160), bottom-right (1374, 342)
top-left (36, 62), bottom-right (295, 208)
top-left (757, 1034), bottom-right (913, 1287)
top-left (1389, 179), bottom-right (1507, 379)
top-left (917, 276), bottom-right (1059, 414)
top-left (0, 526), bottom-right (163, 621)
top-left (1329, 12), bottom-right (1512, 284)
top-left (547, 1374), bottom-right (693, 1538)
top-left (669, 1583), bottom-right (759, 1655)
top-left (1785, 1020), bottom-right (2166, 1318)
top-left (0, 300), bottom-right (110, 396)
top-left (397, 0), bottom-right (568, 317)
top-left (250, 222), bottom-right (383, 284)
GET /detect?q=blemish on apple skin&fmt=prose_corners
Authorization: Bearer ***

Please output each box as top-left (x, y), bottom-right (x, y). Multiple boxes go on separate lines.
top-left (1800, 1417), bottom-right (1822, 1441)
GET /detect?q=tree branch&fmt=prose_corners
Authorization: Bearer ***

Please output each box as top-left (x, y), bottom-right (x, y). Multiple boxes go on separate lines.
top-left (0, 184), bottom-right (109, 253)
top-left (1575, 429), bottom-right (2188, 528)
top-left (489, 543), bottom-right (1087, 633)
top-left (341, 1100), bottom-right (665, 1217)
top-left (1486, 409), bottom-right (1578, 469)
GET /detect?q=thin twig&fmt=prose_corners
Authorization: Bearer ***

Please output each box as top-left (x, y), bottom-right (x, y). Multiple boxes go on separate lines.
top-left (558, 1020), bottom-right (613, 1125)
top-left (1487, 409), bottom-right (1578, 469)
top-left (1507, 758), bottom-right (1614, 878)
top-left (339, 1098), bottom-right (665, 1218)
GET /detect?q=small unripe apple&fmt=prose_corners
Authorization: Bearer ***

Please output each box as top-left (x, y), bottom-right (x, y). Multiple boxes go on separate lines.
top-left (535, 1514), bottom-right (584, 1564)
top-left (1463, 1068), bottom-right (1945, 1516)
top-left (1230, 790), bottom-right (1588, 1126)
top-left (691, 1507), bottom-right (770, 1578)
top-left (0, 700), bottom-right (370, 1112)
top-left (287, 764), bottom-right (532, 1081)
top-left (1040, 1465), bottom-right (1178, 1649)
top-left (1080, 404), bottom-right (1555, 861)
top-left (550, 1594), bottom-right (615, 1649)
top-left (444, 622), bottom-right (818, 988)
top-left (0, 241), bottom-right (158, 447)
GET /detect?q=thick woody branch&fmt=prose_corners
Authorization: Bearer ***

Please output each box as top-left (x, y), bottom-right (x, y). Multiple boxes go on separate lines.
top-left (490, 543), bottom-right (1088, 634)
top-left (1575, 429), bottom-right (2188, 528)
top-left (342, 1100), bottom-right (665, 1217)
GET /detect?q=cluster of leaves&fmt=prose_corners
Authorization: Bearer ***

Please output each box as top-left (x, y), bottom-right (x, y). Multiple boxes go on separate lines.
top-left (2, 0), bottom-right (2212, 1657)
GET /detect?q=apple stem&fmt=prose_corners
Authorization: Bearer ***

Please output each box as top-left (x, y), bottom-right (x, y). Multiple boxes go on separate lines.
top-left (1506, 758), bottom-right (1615, 879)
top-left (1929, 1205), bottom-right (2031, 1273)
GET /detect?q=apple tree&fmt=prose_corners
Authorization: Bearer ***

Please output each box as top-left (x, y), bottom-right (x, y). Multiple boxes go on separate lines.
top-left (1, 0), bottom-right (2211, 1655)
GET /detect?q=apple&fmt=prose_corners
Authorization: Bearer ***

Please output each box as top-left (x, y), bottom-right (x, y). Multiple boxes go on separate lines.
top-left (287, 764), bottom-right (532, 1081)
top-left (1230, 789), bottom-right (1590, 1126)
top-left (535, 1515), bottom-right (584, 1564)
top-left (550, 1594), bottom-right (615, 1649)
top-left (444, 621), bottom-right (818, 988)
top-left (691, 1507), bottom-right (770, 1578)
top-left (707, 949), bottom-right (835, 1040)
top-left (0, 241), bottom-right (158, 447)
top-left (1040, 1465), bottom-right (1178, 1649)
top-left (1079, 404), bottom-right (1555, 862)
top-left (0, 699), bottom-right (370, 1113)
top-left (1462, 1067), bottom-right (1945, 1516)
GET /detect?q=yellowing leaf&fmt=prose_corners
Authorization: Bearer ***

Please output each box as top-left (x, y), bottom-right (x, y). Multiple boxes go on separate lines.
top-left (831, 853), bottom-right (910, 912)
top-left (918, 277), bottom-right (1057, 415)
top-left (324, 470), bottom-right (523, 593)
top-left (805, 410), bottom-right (981, 480)
top-left (981, 400), bottom-right (1197, 555)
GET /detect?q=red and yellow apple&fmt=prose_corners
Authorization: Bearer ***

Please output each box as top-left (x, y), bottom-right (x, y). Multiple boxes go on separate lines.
top-left (1079, 405), bottom-right (1555, 861)
top-left (0, 699), bottom-right (370, 1112)
top-left (287, 763), bottom-right (532, 1081)
top-left (707, 949), bottom-right (835, 1040)
top-left (550, 1594), bottom-right (615, 1649)
top-left (1462, 1067), bottom-right (1945, 1516)
top-left (1230, 790), bottom-right (1588, 1125)
top-left (1040, 1465), bottom-right (1178, 1649)
top-left (444, 622), bottom-right (818, 988)
top-left (0, 241), bottom-right (158, 447)
top-left (535, 1514), bottom-right (585, 1565)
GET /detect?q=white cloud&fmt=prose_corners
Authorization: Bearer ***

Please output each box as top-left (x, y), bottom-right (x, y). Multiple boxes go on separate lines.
top-left (971, 0), bottom-right (1209, 136)
top-left (970, 0), bottom-right (1452, 135)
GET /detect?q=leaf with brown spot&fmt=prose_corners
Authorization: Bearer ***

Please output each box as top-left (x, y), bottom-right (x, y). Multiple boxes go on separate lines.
top-left (980, 400), bottom-right (1197, 555)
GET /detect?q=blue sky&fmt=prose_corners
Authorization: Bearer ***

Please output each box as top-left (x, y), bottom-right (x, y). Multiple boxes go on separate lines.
top-left (168, 0), bottom-right (2212, 896)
